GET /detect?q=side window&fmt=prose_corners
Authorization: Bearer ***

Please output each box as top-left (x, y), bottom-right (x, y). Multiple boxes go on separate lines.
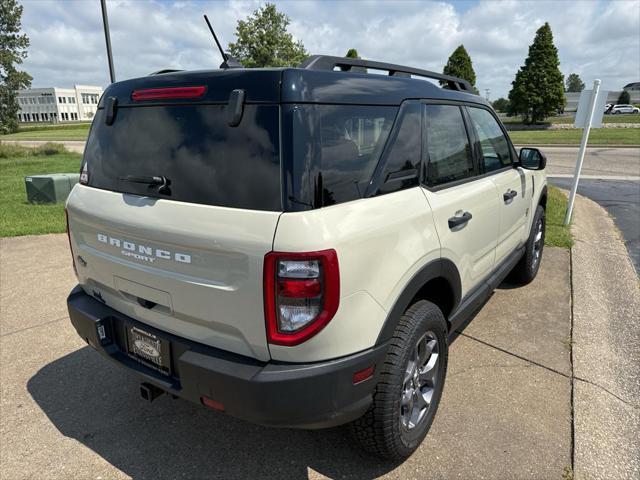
top-left (424, 105), bottom-right (475, 187)
top-left (377, 102), bottom-right (421, 195)
top-left (467, 107), bottom-right (512, 172)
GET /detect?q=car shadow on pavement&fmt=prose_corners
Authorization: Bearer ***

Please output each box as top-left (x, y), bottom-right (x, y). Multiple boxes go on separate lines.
top-left (27, 346), bottom-right (400, 479)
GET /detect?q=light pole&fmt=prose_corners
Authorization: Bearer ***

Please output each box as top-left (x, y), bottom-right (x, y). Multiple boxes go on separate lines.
top-left (100, 0), bottom-right (116, 83)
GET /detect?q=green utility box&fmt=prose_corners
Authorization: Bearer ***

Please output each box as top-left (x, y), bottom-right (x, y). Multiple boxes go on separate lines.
top-left (25, 173), bottom-right (80, 204)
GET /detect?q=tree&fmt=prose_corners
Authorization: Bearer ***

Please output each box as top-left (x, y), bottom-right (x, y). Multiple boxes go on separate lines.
top-left (442, 45), bottom-right (476, 89)
top-left (345, 49), bottom-right (359, 58)
top-left (228, 3), bottom-right (308, 68)
top-left (565, 73), bottom-right (585, 93)
top-left (618, 90), bottom-right (630, 104)
top-left (508, 23), bottom-right (565, 123)
top-left (0, 0), bottom-right (32, 134)
top-left (492, 97), bottom-right (510, 112)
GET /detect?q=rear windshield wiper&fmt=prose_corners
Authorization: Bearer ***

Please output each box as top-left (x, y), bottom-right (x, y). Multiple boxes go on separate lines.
top-left (118, 175), bottom-right (171, 195)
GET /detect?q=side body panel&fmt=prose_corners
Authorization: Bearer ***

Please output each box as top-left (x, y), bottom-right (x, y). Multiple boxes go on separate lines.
top-left (421, 178), bottom-right (500, 299)
top-left (490, 168), bottom-right (529, 264)
top-left (270, 188), bottom-right (440, 362)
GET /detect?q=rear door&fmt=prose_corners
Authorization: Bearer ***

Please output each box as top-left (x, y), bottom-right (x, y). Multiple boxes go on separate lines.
top-left (67, 101), bottom-right (282, 362)
top-left (420, 103), bottom-right (500, 298)
top-left (466, 106), bottom-right (528, 264)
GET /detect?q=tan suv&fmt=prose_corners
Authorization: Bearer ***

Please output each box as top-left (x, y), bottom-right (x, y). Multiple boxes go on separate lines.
top-left (66, 55), bottom-right (547, 459)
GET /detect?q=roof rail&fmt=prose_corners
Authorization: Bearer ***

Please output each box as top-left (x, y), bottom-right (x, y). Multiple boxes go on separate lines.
top-left (300, 55), bottom-right (474, 93)
top-left (148, 69), bottom-right (184, 75)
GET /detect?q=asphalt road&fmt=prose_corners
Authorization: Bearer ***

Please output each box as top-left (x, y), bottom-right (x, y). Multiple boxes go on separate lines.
top-left (540, 146), bottom-right (640, 178)
top-left (550, 178), bottom-right (640, 274)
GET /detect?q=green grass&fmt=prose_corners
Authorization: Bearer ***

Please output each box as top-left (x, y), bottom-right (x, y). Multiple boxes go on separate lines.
top-left (501, 114), bottom-right (640, 125)
top-left (508, 128), bottom-right (640, 145)
top-left (545, 186), bottom-right (573, 248)
top-left (0, 123), bottom-right (90, 141)
top-left (0, 143), bottom-right (82, 237)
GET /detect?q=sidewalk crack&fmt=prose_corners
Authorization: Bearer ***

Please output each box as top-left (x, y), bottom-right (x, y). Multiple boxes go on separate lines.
top-left (0, 315), bottom-right (68, 338)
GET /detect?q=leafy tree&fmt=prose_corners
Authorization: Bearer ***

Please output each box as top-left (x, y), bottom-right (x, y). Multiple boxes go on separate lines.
top-left (442, 45), bottom-right (476, 89)
top-left (345, 48), bottom-right (359, 58)
top-left (565, 73), bottom-right (585, 93)
top-left (0, 0), bottom-right (32, 134)
top-left (492, 97), bottom-right (510, 112)
top-left (508, 23), bottom-right (565, 123)
top-left (228, 3), bottom-right (308, 68)
top-left (618, 90), bottom-right (630, 104)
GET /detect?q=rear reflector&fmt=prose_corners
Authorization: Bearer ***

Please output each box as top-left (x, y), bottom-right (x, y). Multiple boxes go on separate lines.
top-left (201, 396), bottom-right (225, 411)
top-left (131, 86), bottom-right (206, 101)
top-left (353, 365), bottom-right (375, 385)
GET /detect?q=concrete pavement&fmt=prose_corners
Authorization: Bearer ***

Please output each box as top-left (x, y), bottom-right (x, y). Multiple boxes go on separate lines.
top-left (1, 234), bottom-right (573, 479)
top-left (570, 195), bottom-right (640, 480)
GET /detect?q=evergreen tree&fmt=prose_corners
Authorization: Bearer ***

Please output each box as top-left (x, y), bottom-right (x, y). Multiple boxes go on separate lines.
top-left (228, 3), bottom-right (308, 68)
top-left (442, 45), bottom-right (476, 89)
top-left (508, 23), bottom-right (565, 123)
top-left (0, 0), bottom-right (32, 134)
top-left (345, 48), bottom-right (359, 58)
top-left (618, 90), bottom-right (630, 104)
top-left (565, 73), bottom-right (585, 92)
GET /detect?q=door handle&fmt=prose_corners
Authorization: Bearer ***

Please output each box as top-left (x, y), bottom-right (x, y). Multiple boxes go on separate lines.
top-left (448, 211), bottom-right (473, 230)
top-left (503, 189), bottom-right (518, 203)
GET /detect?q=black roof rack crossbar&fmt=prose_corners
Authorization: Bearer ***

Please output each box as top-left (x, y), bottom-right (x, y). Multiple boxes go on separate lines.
top-left (148, 69), bottom-right (184, 75)
top-left (300, 55), bottom-right (473, 92)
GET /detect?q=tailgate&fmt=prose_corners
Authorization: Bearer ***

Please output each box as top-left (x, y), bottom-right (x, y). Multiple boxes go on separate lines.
top-left (67, 185), bottom-right (279, 361)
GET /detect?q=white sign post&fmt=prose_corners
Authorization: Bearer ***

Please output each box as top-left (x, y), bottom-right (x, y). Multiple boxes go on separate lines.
top-left (564, 80), bottom-right (607, 225)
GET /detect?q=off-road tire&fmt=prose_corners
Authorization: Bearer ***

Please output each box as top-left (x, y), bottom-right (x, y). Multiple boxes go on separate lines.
top-left (509, 204), bottom-right (545, 285)
top-left (349, 300), bottom-right (448, 460)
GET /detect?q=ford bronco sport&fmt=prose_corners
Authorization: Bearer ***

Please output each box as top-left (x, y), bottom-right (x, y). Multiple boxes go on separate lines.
top-left (66, 55), bottom-right (547, 459)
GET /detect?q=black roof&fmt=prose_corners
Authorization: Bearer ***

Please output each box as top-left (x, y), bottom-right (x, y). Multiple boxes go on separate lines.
top-left (100, 61), bottom-right (487, 108)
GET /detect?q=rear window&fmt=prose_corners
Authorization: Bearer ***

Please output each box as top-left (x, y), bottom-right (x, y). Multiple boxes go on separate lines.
top-left (286, 105), bottom-right (397, 208)
top-left (83, 104), bottom-right (281, 211)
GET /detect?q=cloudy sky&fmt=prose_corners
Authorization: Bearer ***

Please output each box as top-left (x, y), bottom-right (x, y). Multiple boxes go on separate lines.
top-left (19, 0), bottom-right (640, 99)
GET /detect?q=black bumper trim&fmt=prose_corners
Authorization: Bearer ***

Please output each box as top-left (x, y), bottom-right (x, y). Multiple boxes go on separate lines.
top-left (67, 285), bottom-right (387, 429)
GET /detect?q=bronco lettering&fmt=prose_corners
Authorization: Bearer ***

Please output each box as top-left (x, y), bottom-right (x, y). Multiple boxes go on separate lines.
top-left (96, 233), bottom-right (191, 264)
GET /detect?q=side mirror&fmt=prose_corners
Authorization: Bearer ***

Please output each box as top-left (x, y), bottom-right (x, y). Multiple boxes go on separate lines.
top-left (519, 147), bottom-right (546, 170)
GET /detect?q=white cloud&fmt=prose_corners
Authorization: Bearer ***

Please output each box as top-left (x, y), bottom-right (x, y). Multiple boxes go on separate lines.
top-left (19, 0), bottom-right (640, 99)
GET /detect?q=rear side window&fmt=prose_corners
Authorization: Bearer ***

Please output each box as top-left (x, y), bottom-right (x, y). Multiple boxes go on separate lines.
top-left (424, 105), bottom-right (474, 187)
top-left (376, 102), bottom-right (421, 195)
top-left (83, 104), bottom-right (281, 211)
top-left (288, 105), bottom-right (396, 207)
top-left (467, 107), bottom-right (512, 172)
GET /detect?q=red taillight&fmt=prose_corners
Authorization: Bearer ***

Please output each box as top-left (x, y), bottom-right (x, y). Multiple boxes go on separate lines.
top-left (264, 249), bottom-right (339, 346)
top-left (131, 86), bottom-right (206, 101)
top-left (65, 208), bottom-right (77, 275)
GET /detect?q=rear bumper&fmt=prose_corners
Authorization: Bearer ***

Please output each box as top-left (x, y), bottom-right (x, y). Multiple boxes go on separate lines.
top-left (67, 285), bottom-right (387, 429)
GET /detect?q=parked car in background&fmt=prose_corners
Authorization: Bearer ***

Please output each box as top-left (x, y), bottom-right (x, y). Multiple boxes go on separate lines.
top-left (609, 104), bottom-right (640, 114)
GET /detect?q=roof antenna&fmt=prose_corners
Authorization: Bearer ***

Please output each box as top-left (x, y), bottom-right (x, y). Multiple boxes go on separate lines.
top-left (203, 15), bottom-right (242, 69)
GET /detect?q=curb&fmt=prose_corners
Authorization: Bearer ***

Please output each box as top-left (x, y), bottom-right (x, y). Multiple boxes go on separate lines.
top-left (569, 193), bottom-right (640, 480)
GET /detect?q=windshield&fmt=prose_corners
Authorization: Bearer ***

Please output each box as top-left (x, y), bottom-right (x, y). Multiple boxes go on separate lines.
top-left (83, 104), bottom-right (281, 211)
